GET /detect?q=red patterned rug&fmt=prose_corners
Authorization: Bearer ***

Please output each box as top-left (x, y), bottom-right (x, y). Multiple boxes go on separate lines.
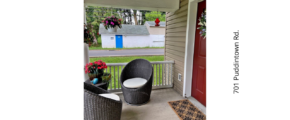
top-left (168, 99), bottom-right (206, 120)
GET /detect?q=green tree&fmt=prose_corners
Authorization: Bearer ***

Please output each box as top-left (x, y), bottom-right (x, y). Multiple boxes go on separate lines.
top-left (139, 10), bottom-right (150, 25)
top-left (145, 11), bottom-right (166, 22)
top-left (86, 6), bottom-right (120, 45)
top-left (133, 10), bottom-right (138, 25)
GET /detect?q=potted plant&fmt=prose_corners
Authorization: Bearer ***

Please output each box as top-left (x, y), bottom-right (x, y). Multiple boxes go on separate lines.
top-left (101, 16), bottom-right (122, 32)
top-left (101, 73), bottom-right (112, 88)
top-left (84, 25), bottom-right (94, 46)
top-left (85, 60), bottom-right (111, 85)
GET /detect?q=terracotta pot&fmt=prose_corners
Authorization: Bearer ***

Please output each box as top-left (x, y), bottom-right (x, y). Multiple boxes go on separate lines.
top-left (88, 73), bottom-right (97, 80)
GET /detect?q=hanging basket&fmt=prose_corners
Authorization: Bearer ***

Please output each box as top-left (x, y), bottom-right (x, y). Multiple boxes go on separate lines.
top-left (108, 26), bottom-right (117, 32)
top-left (102, 16), bottom-right (122, 32)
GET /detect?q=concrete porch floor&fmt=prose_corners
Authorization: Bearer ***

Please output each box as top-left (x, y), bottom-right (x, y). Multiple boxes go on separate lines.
top-left (116, 88), bottom-right (206, 120)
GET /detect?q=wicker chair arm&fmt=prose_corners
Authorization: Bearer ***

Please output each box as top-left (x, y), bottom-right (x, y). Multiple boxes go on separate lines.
top-left (84, 82), bottom-right (122, 120)
top-left (84, 82), bottom-right (108, 94)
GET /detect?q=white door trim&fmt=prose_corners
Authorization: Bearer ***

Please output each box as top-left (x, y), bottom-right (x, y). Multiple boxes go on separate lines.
top-left (183, 0), bottom-right (203, 97)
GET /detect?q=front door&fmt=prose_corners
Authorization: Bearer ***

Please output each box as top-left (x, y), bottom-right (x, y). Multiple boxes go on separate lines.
top-left (115, 35), bottom-right (123, 48)
top-left (191, 0), bottom-right (206, 106)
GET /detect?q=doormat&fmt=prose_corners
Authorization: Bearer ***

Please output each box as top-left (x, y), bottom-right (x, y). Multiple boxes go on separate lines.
top-left (168, 99), bottom-right (206, 120)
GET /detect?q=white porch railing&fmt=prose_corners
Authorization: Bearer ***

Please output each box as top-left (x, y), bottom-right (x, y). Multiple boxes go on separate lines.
top-left (105, 61), bottom-right (174, 92)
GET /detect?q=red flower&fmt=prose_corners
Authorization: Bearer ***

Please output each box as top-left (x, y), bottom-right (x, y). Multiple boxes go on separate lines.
top-left (89, 63), bottom-right (93, 65)
top-left (89, 60), bottom-right (108, 70)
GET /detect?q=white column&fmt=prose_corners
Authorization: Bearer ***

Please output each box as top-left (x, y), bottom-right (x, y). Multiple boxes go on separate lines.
top-left (183, 0), bottom-right (199, 97)
top-left (84, 6), bottom-right (87, 25)
top-left (84, 43), bottom-right (90, 81)
top-left (84, 5), bottom-right (89, 81)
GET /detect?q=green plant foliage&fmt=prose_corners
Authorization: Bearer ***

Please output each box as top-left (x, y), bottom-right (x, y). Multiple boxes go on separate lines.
top-left (145, 11), bottom-right (166, 21)
top-left (197, 9), bottom-right (206, 38)
top-left (86, 6), bottom-right (121, 43)
top-left (90, 56), bottom-right (164, 63)
top-left (84, 28), bottom-right (94, 44)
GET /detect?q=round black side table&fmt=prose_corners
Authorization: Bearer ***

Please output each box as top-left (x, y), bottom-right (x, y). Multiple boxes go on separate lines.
top-left (85, 80), bottom-right (108, 90)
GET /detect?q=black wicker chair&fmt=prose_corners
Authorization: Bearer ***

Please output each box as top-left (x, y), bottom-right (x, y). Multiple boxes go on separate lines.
top-left (120, 59), bottom-right (153, 105)
top-left (84, 82), bottom-right (122, 120)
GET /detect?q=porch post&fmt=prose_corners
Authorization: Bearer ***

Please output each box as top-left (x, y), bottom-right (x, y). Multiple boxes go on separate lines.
top-left (84, 6), bottom-right (87, 25)
top-left (84, 5), bottom-right (89, 81)
top-left (84, 43), bottom-right (90, 81)
top-left (183, 0), bottom-right (200, 97)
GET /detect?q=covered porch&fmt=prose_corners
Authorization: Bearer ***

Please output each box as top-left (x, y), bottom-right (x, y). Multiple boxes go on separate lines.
top-left (84, 0), bottom-right (207, 119)
top-left (85, 60), bottom-right (206, 119)
top-left (104, 60), bottom-right (206, 117)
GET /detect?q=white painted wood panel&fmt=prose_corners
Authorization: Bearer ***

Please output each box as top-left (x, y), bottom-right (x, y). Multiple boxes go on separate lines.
top-left (101, 34), bottom-right (165, 48)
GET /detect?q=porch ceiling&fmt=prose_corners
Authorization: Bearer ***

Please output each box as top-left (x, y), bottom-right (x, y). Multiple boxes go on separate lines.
top-left (84, 0), bottom-right (180, 12)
